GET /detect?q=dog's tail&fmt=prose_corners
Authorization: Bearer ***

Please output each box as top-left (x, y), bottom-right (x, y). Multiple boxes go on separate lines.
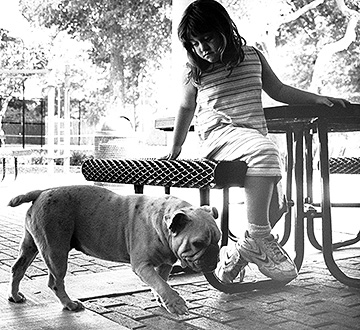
top-left (8, 190), bottom-right (44, 207)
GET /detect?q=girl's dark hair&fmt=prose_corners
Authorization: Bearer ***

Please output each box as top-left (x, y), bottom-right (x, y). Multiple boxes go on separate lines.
top-left (178, 0), bottom-right (246, 84)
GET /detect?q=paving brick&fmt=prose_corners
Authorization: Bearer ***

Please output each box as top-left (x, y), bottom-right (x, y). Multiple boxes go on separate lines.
top-left (232, 306), bottom-right (290, 327)
top-left (67, 261), bottom-right (88, 273)
top-left (141, 315), bottom-right (195, 329)
top-left (110, 304), bottom-right (153, 320)
top-left (24, 265), bottom-right (48, 278)
top-left (83, 301), bottom-right (112, 314)
top-left (146, 305), bottom-right (195, 322)
top-left (115, 293), bottom-right (158, 309)
top-left (174, 286), bottom-right (209, 302)
top-left (192, 297), bottom-right (242, 312)
top-left (190, 305), bottom-right (240, 323)
top-left (271, 320), bottom-right (314, 330)
top-left (91, 296), bottom-right (127, 308)
top-left (228, 317), bottom-right (280, 330)
top-left (312, 308), bottom-right (360, 329)
top-left (272, 308), bottom-right (339, 328)
top-left (0, 267), bottom-right (10, 283)
top-left (185, 316), bottom-right (241, 330)
top-left (231, 296), bottom-right (283, 314)
top-left (104, 311), bottom-right (145, 329)
top-left (172, 283), bottom-right (210, 294)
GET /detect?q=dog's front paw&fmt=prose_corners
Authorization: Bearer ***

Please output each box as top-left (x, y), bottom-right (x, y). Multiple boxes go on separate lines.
top-left (8, 292), bottom-right (26, 303)
top-left (64, 300), bottom-right (85, 312)
top-left (154, 289), bottom-right (189, 316)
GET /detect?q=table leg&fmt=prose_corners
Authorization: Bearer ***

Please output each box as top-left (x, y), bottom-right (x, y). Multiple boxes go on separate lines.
top-left (318, 119), bottom-right (360, 288)
top-left (279, 130), bottom-right (294, 246)
top-left (304, 127), bottom-right (360, 251)
top-left (293, 128), bottom-right (305, 271)
top-left (304, 128), bottom-right (325, 250)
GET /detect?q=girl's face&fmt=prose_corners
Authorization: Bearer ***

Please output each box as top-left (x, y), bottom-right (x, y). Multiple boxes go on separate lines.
top-left (190, 33), bottom-right (222, 63)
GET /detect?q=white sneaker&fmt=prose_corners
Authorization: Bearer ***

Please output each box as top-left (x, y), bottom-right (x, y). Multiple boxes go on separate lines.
top-left (239, 231), bottom-right (298, 282)
top-left (214, 245), bottom-right (247, 283)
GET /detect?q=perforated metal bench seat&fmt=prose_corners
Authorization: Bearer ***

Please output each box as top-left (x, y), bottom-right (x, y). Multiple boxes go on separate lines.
top-left (329, 157), bottom-right (360, 174)
top-left (81, 158), bottom-right (248, 190)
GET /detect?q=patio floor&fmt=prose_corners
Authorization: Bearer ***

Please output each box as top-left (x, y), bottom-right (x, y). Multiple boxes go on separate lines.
top-left (0, 169), bottom-right (359, 329)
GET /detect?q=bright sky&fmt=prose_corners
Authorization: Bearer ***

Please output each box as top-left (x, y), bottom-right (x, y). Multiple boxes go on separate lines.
top-left (0, 0), bottom-right (32, 39)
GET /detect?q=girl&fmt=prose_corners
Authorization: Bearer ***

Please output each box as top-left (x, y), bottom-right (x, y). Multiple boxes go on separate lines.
top-left (166, 0), bottom-right (348, 283)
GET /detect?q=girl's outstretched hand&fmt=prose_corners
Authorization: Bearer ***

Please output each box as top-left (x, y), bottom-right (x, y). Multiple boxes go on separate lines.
top-left (160, 146), bottom-right (182, 160)
top-left (315, 96), bottom-right (351, 108)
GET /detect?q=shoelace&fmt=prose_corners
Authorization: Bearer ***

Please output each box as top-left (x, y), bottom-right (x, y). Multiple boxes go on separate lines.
top-left (264, 235), bottom-right (287, 262)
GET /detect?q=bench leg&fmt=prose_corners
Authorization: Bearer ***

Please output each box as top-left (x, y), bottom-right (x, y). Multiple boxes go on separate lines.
top-left (14, 157), bottom-right (18, 180)
top-left (220, 187), bottom-right (229, 247)
top-left (1, 158), bottom-right (5, 181)
top-left (134, 184), bottom-right (144, 194)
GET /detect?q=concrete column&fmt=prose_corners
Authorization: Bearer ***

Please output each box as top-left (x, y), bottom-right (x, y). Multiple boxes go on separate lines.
top-left (63, 65), bottom-right (71, 173)
top-left (47, 86), bottom-right (55, 174)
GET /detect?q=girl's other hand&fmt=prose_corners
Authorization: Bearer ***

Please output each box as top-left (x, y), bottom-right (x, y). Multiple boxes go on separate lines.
top-left (160, 146), bottom-right (182, 160)
top-left (315, 96), bottom-right (351, 108)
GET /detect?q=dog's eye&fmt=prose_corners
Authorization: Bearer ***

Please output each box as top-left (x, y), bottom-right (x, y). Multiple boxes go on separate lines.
top-left (192, 241), bottom-right (206, 249)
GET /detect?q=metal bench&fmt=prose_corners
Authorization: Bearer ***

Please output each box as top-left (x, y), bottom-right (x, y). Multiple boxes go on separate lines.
top-left (81, 158), bottom-right (292, 293)
top-left (81, 158), bottom-right (247, 248)
top-left (0, 149), bottom-right (45, 181)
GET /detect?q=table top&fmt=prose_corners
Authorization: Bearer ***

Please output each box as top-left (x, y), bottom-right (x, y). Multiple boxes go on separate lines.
top-left (155, 103), bottom-right (360, 133)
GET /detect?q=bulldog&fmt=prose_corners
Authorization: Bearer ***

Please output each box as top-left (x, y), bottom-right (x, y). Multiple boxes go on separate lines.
top-left (7, 185), bottom-right (220, 315)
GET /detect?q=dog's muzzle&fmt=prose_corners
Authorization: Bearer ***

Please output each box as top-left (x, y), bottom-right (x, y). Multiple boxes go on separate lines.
top-left (183, 243), bottom-right (220, 273)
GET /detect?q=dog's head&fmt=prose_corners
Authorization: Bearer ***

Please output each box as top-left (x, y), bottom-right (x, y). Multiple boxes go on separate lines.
top-left (165, 205), bottom-right (221, 273)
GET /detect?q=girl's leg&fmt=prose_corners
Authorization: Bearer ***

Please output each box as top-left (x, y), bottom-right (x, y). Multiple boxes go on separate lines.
top-left (245, 176), bottom-right (274, 226)
top-left (216, 175), bottom-right (297, 283)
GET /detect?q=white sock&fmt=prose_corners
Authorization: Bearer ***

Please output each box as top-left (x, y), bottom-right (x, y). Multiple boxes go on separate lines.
top-left (248, 223), bottom-right (271, 239)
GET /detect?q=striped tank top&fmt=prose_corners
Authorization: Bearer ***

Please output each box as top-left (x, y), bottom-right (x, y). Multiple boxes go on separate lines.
top-left (194, 46), bottom-right (268, 140)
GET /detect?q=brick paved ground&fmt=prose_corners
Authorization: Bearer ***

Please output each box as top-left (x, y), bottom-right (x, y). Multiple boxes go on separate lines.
top-left (1, 169), bottom-right (360, 329)
top-left (79, 256), bottom-right (360, 330)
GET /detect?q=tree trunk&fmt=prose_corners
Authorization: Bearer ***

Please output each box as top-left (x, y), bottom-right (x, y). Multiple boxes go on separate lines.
top-left (263, 0), bottom-right (325, 66)
top-left (310, 0), bottom-right (360, 92)
top-left (109, 48), bottom-right (125, 117)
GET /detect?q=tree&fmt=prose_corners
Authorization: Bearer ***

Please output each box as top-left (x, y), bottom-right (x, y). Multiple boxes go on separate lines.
top-left (309, 0), bottom-right (360, 94)
top-left (0, 27), bottom-right (48, 145)
top-left (20, 0), bottom-right (172, 124)
top-left (226, 0), bottom-right (360, 102)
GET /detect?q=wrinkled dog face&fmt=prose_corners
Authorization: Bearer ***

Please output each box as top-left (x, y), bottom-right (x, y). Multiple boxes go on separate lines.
top-left (165, 206), bottom-right (220, 273)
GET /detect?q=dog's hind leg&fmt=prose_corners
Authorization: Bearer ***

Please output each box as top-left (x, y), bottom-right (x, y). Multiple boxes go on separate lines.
top-left (43, 249), bottom-right (85, 312)
top-left (8, 230), bottom-right (39, 303)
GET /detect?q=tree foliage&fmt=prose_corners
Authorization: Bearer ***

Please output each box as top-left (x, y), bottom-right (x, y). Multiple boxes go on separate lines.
top-left (227, 0), bottom-right (359, 102)
top-left (0, 27), bottom-right (49, 135)
top-left (20, 0), bottom-right (172, 124)
top-left (0, 28), bottom-right (48, 97)
top-left (13, 0), bottom-right (360, 131)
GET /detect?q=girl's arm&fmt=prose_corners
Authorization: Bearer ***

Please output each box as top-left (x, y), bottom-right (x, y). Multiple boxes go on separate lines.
top-left (167, 75), bottom-right (197, 160)
top-left (257, 49), bottom-right (348, 107)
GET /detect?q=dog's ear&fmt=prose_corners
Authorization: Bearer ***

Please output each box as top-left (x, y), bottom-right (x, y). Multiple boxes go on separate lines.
top-left (200, 205), bottom-right (218, 219)
top-left (165, 211), bottom-right (190, 235)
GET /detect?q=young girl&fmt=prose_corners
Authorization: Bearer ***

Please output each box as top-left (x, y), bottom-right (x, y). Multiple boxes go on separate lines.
top-left (166, 0), bottom-right (348, 283)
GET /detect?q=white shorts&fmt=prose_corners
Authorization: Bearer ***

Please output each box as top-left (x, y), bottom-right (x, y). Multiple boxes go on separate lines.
top-left (198, 124), bottom-right (287, 225)
top-left (198, 124), bottom-right (282, 178)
